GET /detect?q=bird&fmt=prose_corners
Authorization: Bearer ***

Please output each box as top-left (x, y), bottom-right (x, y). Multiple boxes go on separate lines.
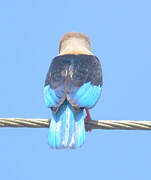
top-left (44, 32), bottom-right (103, 149)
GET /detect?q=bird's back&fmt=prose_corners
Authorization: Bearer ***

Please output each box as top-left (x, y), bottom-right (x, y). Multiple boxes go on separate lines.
top-left (45, 54), bottom-right (103, 112)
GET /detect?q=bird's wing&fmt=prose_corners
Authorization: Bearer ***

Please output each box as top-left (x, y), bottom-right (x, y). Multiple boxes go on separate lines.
top-left (44, 55), bottom-right (70, 111)
top-left (67, 55), bottom-right (103, 109)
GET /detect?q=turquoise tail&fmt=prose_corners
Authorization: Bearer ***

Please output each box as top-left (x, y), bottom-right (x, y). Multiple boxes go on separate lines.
top-left (48, 101), bottom-right (85, 149)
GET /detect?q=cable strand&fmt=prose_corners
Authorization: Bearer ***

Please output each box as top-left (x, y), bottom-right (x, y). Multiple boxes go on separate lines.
top-left (0, 118), bottom-right (151, 130)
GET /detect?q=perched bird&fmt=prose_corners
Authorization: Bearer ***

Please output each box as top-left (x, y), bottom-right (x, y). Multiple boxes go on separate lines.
top-left (44, 32), bottom-right (103, 149)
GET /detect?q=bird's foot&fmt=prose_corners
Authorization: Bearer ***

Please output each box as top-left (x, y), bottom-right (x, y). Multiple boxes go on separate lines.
top-left (84, 108), bottom-right (92, 132)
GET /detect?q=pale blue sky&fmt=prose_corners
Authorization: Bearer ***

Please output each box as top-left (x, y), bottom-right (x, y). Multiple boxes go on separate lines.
top-left (0, 0), bottom-right (151, 179)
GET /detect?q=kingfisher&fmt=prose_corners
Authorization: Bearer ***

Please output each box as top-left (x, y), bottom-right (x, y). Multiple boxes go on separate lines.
top-left (44, 32), bottom-right (103, 149)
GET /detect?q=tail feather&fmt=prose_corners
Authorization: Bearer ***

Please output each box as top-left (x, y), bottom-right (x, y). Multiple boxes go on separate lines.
top-left (48, 101), bottom-right (85, 149)
top-left (74, 110), bottom-right (85, 148)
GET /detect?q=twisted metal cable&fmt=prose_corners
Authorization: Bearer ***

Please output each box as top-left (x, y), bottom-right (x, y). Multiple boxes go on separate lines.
top-left (0, 118), bottom-right (151, 130)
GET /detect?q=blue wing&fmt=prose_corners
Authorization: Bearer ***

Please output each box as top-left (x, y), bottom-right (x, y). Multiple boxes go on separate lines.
top-left (69, 82), bottom-right (102, 109)
top-left (44, 85), bottom-right (65, 108)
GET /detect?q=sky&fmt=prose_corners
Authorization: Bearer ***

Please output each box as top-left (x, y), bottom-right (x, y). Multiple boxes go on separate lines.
top-left (0, 0), bottom-right (151, 179)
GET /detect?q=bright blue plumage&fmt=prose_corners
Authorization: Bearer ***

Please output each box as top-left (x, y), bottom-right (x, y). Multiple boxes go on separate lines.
top-left (44, 85), bottom-right (59, 107)
top-left (44, 53), bottom-right (103, 149)
top-left (70, 82), bottom-right (102, 108)
top-left (44, 82), bottom-right (101, 149)
top-left (48, 100), bottom-right (85, 149)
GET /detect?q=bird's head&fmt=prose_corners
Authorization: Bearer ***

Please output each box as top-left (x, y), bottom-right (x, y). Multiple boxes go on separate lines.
top-left (59, 32), bottom-right (92, 55)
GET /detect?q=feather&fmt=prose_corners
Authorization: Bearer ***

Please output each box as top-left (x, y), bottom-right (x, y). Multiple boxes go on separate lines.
top-left (44, 85), bottom-right (64, 108)
top-left (48, 101), bottom-right (85, 149)
top-left (69, 82), bottom-right (102, 108)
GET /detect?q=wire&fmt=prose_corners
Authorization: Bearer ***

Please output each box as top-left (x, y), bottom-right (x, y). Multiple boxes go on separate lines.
top-left (0, 118), bottom-right (151, 130)
top-left (0, 118), bottom-right (49, 128)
